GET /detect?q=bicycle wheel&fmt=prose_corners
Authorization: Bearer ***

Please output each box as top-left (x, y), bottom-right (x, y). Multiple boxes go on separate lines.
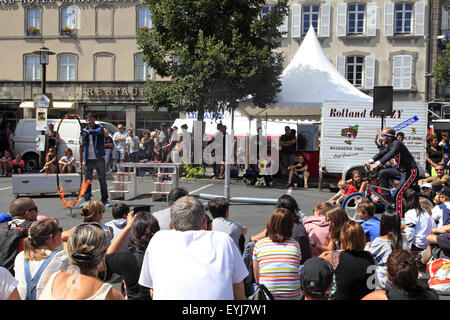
top-left (342, 192), bottom-right (365, 222)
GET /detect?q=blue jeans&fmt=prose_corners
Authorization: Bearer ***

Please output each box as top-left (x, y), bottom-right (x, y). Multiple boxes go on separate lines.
top-left (84, 158), bottom-right (108, 202)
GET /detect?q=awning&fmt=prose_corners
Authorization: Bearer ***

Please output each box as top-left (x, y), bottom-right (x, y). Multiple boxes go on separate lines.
top-left (19, 101), bottom-right (77, 109)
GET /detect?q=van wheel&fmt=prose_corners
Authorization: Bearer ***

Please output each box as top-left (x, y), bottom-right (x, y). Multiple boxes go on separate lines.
top-left (23, 154), bottom-right (39, 172)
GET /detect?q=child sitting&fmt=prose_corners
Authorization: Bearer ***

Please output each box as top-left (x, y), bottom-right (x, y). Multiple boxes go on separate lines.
top-left (304, 201), bottom-right (334, 257)
top-left (43, 148), bottom-right (57, 174)
top-left (0, 150), bottom-right (12, 176)
top-left (334, 179), bottom-right (358, 205)
top-left (357, 200), bottom-right (380, 246)
top-left (12, 153), bottom-right (24, 175)
top-left (58, 148), bottom-right (76, 173)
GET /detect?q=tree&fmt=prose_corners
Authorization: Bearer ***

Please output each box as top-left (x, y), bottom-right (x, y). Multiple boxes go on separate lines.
top-left (433, 43), bottom-right (450, 88)
top-left (137, 0), bottom-right (289, 119)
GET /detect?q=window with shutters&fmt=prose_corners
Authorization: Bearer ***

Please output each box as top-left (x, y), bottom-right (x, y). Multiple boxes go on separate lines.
top-left (303, 5), bottom-right (320, 35)
top-left (58, 54), bottom-right (77, 81)
top-left (135, 54), bottom-right (153, 81)
top-left (392, 55), bottom-right (412, 89)
top-left (60, 6), bottom-right (77, 36)
top-left (24, 54), bottom-right (41, 81)
top-left (26, 8), bottom-right (41, 36)
top-left (346, 56), bottom-right (364, 86)
top-left (347, 4), bottom-right (365, 35)
top-left (95, 5), bottom-right (114, 37)
top-left (394, 3), bottom-right (413, 34)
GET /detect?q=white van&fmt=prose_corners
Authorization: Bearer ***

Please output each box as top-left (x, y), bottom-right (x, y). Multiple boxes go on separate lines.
top-left (13, 119), bottom-right (117, 171)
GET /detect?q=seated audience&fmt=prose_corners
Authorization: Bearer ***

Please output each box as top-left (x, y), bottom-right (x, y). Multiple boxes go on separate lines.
top-left (0, 266), bottom-right (20, 300)
top-left (418, 164), bottom-right (450, 192)
top-left (304, 201), bottom-right (333, 257)
top-left (138, 196), bottom-right (248, 300)
top-left (314, 206), bottom-right (349, 253)
top-left (419, 182), bottom-right (435, 205)
top-left (105, 202), bottom-right (131, 253)
top-left (357, 200), bottom-right (380, 245)
top-left (12, 153), bottom-right (24, 175)
top-left (207, 197), bottom-right (247, 253)
top-left (431, 186), bottom-right (450, 228)
top-left (285, 154), bottom-right (309, 188)
top-left (14, 218), bottom-right (68, 300)
top-left (106, 210), bottom-right (159, 300)
top-left (0, 150), bottom-right (12, 176)
top-left (333, 179), bottom-right (358, 205)
top-left (39, 223), bottom-right (124, 300)
top-left (43, 148), bottom-right (57, 174)
top-left (253, 208), bottom-right (302, 300)
top-left (320, 221), bottom-right (375, 300)
top-left (362, 249), bottom-right (439, 300)
top-left (299, 257), bottom-right (334, 300)
top-left (58, 148), bottom-right (76, 173)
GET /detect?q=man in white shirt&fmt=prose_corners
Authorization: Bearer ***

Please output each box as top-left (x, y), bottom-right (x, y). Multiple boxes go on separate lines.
top-left (126, 129), bottom-right (140, 162)
top-left (112, 124), bottom-right (127, 171)
top-left (138, 196), bottom-right (248, 300)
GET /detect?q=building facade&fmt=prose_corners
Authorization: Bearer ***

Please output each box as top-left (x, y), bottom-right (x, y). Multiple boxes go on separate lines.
top-left (0, 0), bottom-right (174, 131)
top-left (0, 0), bottom-right (448, 130)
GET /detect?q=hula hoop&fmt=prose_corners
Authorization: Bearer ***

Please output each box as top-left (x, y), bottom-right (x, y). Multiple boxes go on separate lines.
top-left (54, 113), bottom-right (92, 209)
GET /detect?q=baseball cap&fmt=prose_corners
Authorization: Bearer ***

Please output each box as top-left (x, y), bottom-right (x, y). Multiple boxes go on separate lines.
top-left (437, 186), bottom-right (450, 198)
top-left (300, 257), bottom-right (334, 296)
top-left (420, 182), bottom-right (433, 190)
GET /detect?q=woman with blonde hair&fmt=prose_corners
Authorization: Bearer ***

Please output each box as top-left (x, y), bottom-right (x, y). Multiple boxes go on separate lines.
top-left (39, 223), bottom-right (124, 300)
top-left (62, 201), bottom-right (113, 248)
top-left (14, 218), bottom-right (68, 300)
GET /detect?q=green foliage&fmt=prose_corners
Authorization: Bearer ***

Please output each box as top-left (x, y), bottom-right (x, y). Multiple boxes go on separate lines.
top-left (138, 0), bottom-right (288, 117)
top-left (182, 164), bottom-right (206, 179)
top-left (433, 43), bottom-right (450, 88)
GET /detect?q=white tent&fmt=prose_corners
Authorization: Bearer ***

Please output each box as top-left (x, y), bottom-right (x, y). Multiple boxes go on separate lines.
top-left (239, 25), bottom-right (372, 120)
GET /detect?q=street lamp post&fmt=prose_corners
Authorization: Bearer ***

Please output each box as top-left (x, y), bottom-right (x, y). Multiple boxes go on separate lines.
top-left (32, 47), bottom-right (55, 169)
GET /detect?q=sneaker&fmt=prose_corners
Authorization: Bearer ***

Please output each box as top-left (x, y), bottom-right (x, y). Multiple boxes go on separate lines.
top-left (78, 200), bottom-right (88, 208)
top-left (103, 200), bottom-right (111, 208)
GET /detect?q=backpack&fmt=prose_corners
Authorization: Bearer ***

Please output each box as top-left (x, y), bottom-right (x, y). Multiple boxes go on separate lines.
top-left (0, 226), bottom-right (25, 275)
top-left (427, 258), bottom-right (450, 295)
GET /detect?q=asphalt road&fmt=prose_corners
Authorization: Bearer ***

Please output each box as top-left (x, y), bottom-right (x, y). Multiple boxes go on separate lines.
top-left (1, 175), bottom-right (336, 240)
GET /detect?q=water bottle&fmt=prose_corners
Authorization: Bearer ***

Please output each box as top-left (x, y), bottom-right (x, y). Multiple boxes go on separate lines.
top-left (390, 188), bottom-right (396, 199)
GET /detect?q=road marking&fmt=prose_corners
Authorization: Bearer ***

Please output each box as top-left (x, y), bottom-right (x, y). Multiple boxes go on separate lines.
top-left (0, 186), bottom-right (12, 191)
top-left (189, 184), bottom-right (213, 195)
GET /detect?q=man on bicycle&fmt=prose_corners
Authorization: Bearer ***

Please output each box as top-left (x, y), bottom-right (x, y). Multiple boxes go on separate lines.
top-left (364, 127), bottom-right (418, 216)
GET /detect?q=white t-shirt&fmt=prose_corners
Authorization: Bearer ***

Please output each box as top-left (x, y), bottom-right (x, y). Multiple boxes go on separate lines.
top-left (14, 250), bottom-right (69, 300)
top-left (404, 208), bottom-right (433, 250)
top-left (113, 131), bottom-right (127, 152)
top-left (431, 202), bottom-right (450, 228)
top-left (126, 136), bottom-right (140, 153)
top-left (60, 155), bottom-right (76, 166)
top-left (138, 230), bottom-right (248, 300)
top-left (0, 266), bottom-right (18, 300)
top-left (87, 135), bottom-right (97, 160)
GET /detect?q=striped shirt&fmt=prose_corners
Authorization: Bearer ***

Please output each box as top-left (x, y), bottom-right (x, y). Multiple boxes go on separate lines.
top-left (252, 237), bottom-right (301, 300)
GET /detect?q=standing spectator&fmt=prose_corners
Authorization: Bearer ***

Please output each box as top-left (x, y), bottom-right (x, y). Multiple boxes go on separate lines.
top-left (46, 123), bottom-right (60, 151)
top-left (12, 153), bottom-right (25, 175)
top-left (162, 127), bottom-right (177, 163)
top-left (402, 189), bottom-right (433, 252)
top-left (280, 126), bottom-right (297, 177)
top-left (126, 129), bottom-right (140, 163)
top-left (140, 130), bottom-right (154, 161)
top-left (105, 202), bottom-right (131, 253)
top-left (285, 153), bottom-right (309, 188)
top-left (314, 206), bottom-right (349, 253)
top-left (0, 266), bottom-right (20, 300)
top-left (304, 201), bottom-right (333, 257)
top-left (250, 194), bottom-right (311, 264)
top-left (42, 148), bottom-right (57, 174)
top-left (0, 113), bottom-right (12, 153)
top-left (138, 196), bottom-right (248, 300)
top-left (299, 257), bottom-right (334, 300)
top-left (58, 148), bottom-right (76, 173)
top-left (105, 210), bottom-right (159, 300)
top-left (104, 128), bottom-right (114, 172)
top-left (0, 150), bottom-right (12, 176)
top-left (252, 208), bottom-right (302, 300)
top-left (320, 221), bottom-right (375, 300)
top-left (151, 187), bottom-right (189, 231)
top-left (357, 200), bottom-right (380, 245)
top-left (112, 124), bottom-right (127, 172)
top-left (366, 209), bottom-right (409, 290)
top-left (158, 123), bottom-right (170, 162)
top-left (207, 197), bottom-right (247, 253)
top-left (362, 250), bottom-right (438, 300)
top-left (79, 113), bottom-right (110, 208)
top-left (62, 201), bottom-right (113, 249)
top-left (426, 136), bottom-right (445, 176)
top-left (14, 218), bottom-right (68, 300)
top-left (439, 132), bottom-right (450, 171)
top-left (153, 137), bottom-right (162, 161)
top-left (39, 223), bottom-right (124, 300)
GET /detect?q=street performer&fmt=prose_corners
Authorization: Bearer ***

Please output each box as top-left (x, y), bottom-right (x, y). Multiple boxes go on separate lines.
top-left (363, 127), bottom-right (418, 216)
